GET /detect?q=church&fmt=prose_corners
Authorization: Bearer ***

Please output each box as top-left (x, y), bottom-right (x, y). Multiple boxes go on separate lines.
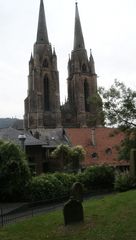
top-left (24, 1), bottom-right (103, 130)
top-left (0, 0), bottom-right (128, 174)
top-left (23, 0), bottom-right (128, 173)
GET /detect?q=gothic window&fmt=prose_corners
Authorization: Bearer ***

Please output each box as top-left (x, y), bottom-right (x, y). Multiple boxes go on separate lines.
top-left (43, 59), bottom-right (48, 68)
top-left (44, 75), bottom-right (50, 111)
top-left (82, 64), bottom-right (87, 72)
top-left (84, 80), bottom-right (90, 112)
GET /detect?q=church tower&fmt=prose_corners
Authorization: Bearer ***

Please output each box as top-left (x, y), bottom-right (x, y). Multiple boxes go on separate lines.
top-left (24, 0), bottom-right (61, 129)
top-left (64, 3), bottom-right (99, 127)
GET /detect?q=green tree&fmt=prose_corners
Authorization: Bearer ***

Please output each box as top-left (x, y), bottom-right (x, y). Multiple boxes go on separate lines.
top-left (70, 145), bottom-right (85, 171)
top-left (99, 79), bottom-right (136, 160)
top-left (51, 144), bottom-right (85, 171)
top-left (0, 140), bottom-right (31, 201)
top-left (88, 93), bottom-right (105, 127)
top-left (99, 79), bottom-right (136, 128)
top-left (51, 144), bottom-right (71, 169)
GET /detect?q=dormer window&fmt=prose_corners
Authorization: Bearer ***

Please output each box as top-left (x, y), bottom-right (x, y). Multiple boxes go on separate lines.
top-left (43, 59), bottom-right (48, 68)
top-left (91, 152), bottom-right (98, 159)
top-left (105, 148), bottom-right (112, 155)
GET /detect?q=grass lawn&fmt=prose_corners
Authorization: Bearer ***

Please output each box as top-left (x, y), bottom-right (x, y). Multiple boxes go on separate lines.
top-left (0, 190), bottom-right (136, 240)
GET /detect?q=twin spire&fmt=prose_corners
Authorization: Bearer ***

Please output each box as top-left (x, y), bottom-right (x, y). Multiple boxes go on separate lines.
top-left (74, 2), bottom-right (85, 50)
top-left (36, 1), bottom-right (85, 50)
top-left (36, 0), bottom-right (49, 44)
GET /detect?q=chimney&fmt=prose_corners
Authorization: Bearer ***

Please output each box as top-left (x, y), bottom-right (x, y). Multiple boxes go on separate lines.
top-left (91, 128), bottom-right (96, 146)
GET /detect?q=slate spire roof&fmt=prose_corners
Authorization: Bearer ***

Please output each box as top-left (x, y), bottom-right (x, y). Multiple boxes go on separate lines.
top-left (36, 0), bottom-right (49, 44)
top-left (73, 2), bottom-right (85, 50)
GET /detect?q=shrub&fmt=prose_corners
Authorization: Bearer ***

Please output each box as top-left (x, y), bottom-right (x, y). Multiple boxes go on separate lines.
top-left (0, 140), bottom-right (31, 201)
top-left (77, 165), bottom-right (115, 190)
top-left (54, 172), bottom-right (76, 195)
top-left (30, 174), bottom-right (65, 201)
top-left (114, 171), bottom-right (136, 192)
top-left (51, 144), bottom-right (85, 171)
top-left (69, 145), bottom-right (86, 171)
top-left (29, 166), bottom-right (115, 202)
top-left (76, 172), bottom-right (89, 192)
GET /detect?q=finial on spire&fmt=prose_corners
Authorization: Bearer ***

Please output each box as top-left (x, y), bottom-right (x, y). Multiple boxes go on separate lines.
top-left (53, 47), bottom-right (56, 55)
top-left (30, 52), bottom-right (33, 63)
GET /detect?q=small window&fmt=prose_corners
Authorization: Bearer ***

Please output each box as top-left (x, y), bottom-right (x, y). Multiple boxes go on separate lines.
top-left (105, 148), bottom-right (112, 155)
top-left (91, 152), bottom-right (98, 159)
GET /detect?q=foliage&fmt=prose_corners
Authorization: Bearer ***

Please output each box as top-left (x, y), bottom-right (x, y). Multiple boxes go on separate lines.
top-left (0, 140), bottom-right (31, 201)
top-left (29, 165), bottom-right (115, 202)
top-left (30, 174), bottom-right (65, 201)
top-left (114, 171), bottom-right (136, 192)
top-left (118, 130), bottom-right (136, 160)
top-left (69, 145), bottom-right (85, 171)
top-left (99, 79), bottom-right (136, 160)
top-left (1, 190), bottom-right (136, 240)
top-left (78, 165), bottom-right (115, 190)
top-left (99, 79), bottom-right (136, 128)
top-left (54, 172), bottom-right (76, 195)
top-left (51, 144), bottom-right (85, 171)
top-left (87, 93), bottom-right (105, 126)
top-left (51, 144), bottom-right (71, 167)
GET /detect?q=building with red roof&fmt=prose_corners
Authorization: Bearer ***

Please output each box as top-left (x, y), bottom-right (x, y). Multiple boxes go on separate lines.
top-left (66, 128), bottom-right (128, 169)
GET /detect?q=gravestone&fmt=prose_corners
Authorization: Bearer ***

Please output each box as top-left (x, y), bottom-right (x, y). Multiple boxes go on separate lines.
top-left (130, 149), bottom-right (136, 178)
top-left (63, 197), bottom-right (84, 225)
top-left (63, 182), bottom-right (84, 225)
top-left (71, 182), bottom-right (83, 202)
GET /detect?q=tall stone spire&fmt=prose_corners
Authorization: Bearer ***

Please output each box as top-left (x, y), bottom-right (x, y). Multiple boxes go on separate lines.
top-left (74, 2), bottom-right (85, 50)
top-left (36, 0), bottom-right (49, 44)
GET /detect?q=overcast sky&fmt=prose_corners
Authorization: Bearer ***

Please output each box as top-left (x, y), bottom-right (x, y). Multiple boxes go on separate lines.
top-left (0, 0), bottom-right (136, 118)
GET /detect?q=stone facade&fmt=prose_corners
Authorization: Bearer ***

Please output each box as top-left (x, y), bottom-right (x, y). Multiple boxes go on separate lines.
top-left (24, 0), bottom-right (61, 130)
top-left (24, 1), bottom-right (103, 130)
top-left (61, 3), bottom-right (100, 128)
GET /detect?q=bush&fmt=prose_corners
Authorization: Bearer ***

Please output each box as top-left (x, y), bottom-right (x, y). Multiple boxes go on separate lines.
top-left (114, 171), bottom-right (136, 192)
top-left (30, 174), bottom-right (65, 201)
top-left (29, 166), bottom-right (115, 202)
top-left (51, 144), bottom-right (85, 171)
top-left (77, 165), bottom-right (115, 191)
top-left (0, 140), bottom-right (31, 201)
top-left (76, 172), bottom-right (89, 192)
top-left (55, 172), bottom-right (76, 192)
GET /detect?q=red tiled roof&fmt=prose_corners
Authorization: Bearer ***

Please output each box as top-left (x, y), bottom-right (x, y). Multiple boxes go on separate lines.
top-left (66, 127), bottom-right (129, 167)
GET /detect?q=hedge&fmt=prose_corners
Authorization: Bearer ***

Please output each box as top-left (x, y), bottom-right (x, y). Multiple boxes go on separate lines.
top-left (29, 165), bottom-right (115, 202)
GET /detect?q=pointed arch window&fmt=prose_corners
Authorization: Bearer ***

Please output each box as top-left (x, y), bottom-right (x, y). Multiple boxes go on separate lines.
top-left (44, 75), bottom-right (50, 111)
top-left (43, 59), bottom-right (49, 68)
top-left (82, 64), bottom-right (87, 73)
top-left (84, 80), bottom-right (90, 112)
